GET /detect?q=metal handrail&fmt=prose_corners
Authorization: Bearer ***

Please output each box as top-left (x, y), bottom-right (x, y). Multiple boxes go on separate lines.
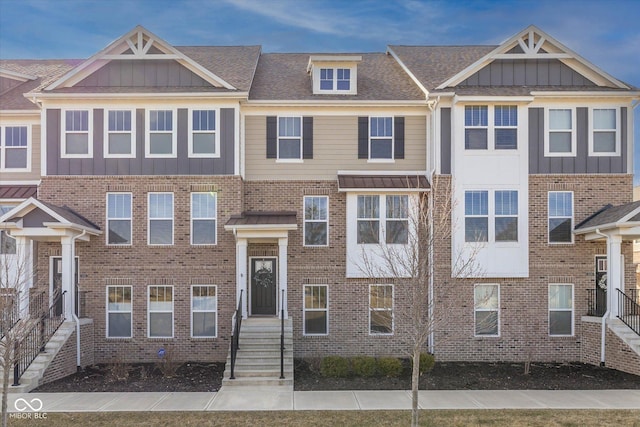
top-left (586, 288), bottom-right (607, 317)
top-left (0, 289), bottom-right (19, 340)
top-left (617, 289), bottom-right (640, 337)
top-left (13, 290), bottom-right (66, 386)
top-left (229, 290), bottom-right (243, 380)
top-left (280, 289), bottom-right (285, 380)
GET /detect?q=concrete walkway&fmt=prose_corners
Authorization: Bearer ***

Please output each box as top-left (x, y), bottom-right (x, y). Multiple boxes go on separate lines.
top-left (6, 389), bottom-right (640, 412)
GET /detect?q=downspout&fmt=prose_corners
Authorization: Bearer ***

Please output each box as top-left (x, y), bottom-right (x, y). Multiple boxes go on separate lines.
top-left (426, 97), bottom-right (439, 354)
top-left (594, 228), bottom-right (610, 366)
top-left (71, 230), bottom-right (87, 371)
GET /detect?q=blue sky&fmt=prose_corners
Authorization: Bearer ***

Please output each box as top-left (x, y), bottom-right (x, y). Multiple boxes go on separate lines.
top-left (1, 0), bottom-right (638, 179)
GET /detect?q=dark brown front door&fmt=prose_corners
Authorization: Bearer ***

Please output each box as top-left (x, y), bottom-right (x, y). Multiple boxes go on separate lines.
top-left (251, 257), bottom-right (277, 315)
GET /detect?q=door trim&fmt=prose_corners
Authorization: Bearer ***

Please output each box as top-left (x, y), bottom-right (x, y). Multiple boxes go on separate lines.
top-left (249, 256), bottom-right (278, 316)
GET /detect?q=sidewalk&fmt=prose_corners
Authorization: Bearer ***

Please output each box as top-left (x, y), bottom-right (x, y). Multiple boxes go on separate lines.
top-left (7, 388), bottom-right (640, 412)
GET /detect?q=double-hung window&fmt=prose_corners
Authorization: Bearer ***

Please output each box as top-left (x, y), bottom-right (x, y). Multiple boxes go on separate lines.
top-left (63, 110), bottom-right (91, 157)
top-left (191, 192), bottom-right (217, 245)
top-left (320, 68), bottom-right (334, 90)
top-left (191, 285), bottom-right (217, 338)
top-left (590, 108), bottom-right (619, 155)
top-left (369, 284), bottom-right (393, 334)
top-left (369, 117), bottom-right (393, 160)
top-left (278, 117), bottom-right (302, 160)
top-left (148, 285), bottom-right (173, 338)
top-left (546, 108), bottom-right (575, 155)
top-left (357, 195), bottom-right (409, 244)
top-left (465, 191), bottom-right (488, 242)
top-left (107, 193), bottom-right (132, 245)
top-left (549, 284), bottom-right (573, 336)
top-left (107, 285), bottom-right (132, 338)
top-left (474, 284), bottom-right (499, 336)
top-left (495, 191), bottom-right (518, 242)
top-left (357, 195), bottom-right (380, 244)
top-left (304, 196), bottom-right (328, 246)
top-left (190, 109), bottom-right (218, 157)
top-left (147, 109), bottom-right (175, 157)
top-left (1, 126), bottom-right (29, 170)
top-left (465, 106), bottom-right (488, 149)
top-left (304, 285), bottom-right (328, 335)
top-left (105, 110), bottom-right (134, 157)
top-left (548, 191), bottom-right (573, 243)
top-left (494, 105), bottom-right (517, 149)
top-left (148, 193), bottom-right (173, 245)
top-left (386, 195), bottom-right (408, 244)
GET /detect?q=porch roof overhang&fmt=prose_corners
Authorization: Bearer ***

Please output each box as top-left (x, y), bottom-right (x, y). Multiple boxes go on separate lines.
top-left (0, 197), bottom-right (101, 242)
top-left (574, 201), bottom-right (640, 241)
top-left (224, 211), bottom-right (297, 239)
top-left (337, 172), bottom-right (430, 192)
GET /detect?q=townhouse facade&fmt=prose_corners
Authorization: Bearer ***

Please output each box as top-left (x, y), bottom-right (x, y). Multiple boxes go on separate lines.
top-left (1, 25), bottom-right (639, 386)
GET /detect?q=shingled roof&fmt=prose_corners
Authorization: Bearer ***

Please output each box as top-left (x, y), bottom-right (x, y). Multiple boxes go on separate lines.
top-left (575, 201), bottom-right (640, 231)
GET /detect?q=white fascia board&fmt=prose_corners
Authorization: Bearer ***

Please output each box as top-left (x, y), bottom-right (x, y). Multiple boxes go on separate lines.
top-left (243, 99), bottom-right (428, 107)
top-left (0, 180), bottom-right (40, 186)
top-left (26, 91), bottom-right (249, 100)
top-left (530, 91), bottom-right (640, 98)
top-left (385, 47), bottom-right (430, 97)
top-left (43, 222), bottom-right (102, 236)
top-left (453, 95), bottom-right (535, 103)
top-left (0, 110), bottom-right (40, 118)
top-left (0, 68), bottom-right (37, 81)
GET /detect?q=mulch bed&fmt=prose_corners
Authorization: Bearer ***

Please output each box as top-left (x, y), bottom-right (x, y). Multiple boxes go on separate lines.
top-left (33, 359), bottom-right (640, 393)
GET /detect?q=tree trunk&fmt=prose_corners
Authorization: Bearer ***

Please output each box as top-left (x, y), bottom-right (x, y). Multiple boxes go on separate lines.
top-left (411, 345), bottom-right (420, 427)
top-left (2, 352), bottom-right (11, 427)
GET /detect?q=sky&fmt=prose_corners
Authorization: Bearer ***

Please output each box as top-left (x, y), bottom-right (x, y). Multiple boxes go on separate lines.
top-left (1, 0), bottom-right (638, 179)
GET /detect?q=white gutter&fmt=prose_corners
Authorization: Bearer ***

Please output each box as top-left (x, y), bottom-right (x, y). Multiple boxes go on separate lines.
top-left (71, 230), bottom-right (87, 370)
top-left (594, 228), bottom-right (610, 366)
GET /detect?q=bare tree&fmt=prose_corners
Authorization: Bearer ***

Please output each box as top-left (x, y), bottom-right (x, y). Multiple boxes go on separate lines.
top-left (355, 175), bottom-right (488, 427)
top-left (0, 237), bottom-right (36, 427)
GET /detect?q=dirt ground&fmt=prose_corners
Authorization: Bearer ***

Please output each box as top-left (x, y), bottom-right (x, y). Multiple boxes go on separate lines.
top-left (33, 359), bottom-right (640, 393)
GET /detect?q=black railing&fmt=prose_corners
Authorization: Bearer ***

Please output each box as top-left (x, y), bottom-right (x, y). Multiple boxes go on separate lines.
top-left (629, 289), bottom-right (639, 304)
top-left (0, 289), bottom-right (19, 340)
top-left (280, 289), bottom-right (285, 380)
top-left (13, 290), bottom-right (66, 386)
top-left (617, 289), bottom-right (640, 337)
top-left (229, 290), bottom-right (243, 380)
top-left (587, 287), bottom-right (607, 317)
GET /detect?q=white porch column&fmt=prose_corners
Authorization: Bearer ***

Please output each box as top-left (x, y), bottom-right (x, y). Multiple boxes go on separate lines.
top-left (60, 235), bottom-right (76, 319)
top-left (236, 238), bottom-right (248, 319)
top-left (278, 237), bottom-right (288, 319)
top-left (607, 234), bottom-right (623, 318)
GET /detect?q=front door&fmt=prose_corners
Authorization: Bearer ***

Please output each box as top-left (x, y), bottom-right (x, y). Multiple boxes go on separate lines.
top-left (51, 256), bottom-right (79, 316)
top-left (251, 257), bottom-right (277, 315)
top-left (595, 255), bottom-right (607, 315)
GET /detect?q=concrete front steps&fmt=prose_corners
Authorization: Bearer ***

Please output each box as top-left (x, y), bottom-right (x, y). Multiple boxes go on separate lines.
top-left (609, 317), bottom-right (640, 357)
top-left (222, 317), bottom-right (293, 388)
top-left (0, 321), bottom-right (75, 393)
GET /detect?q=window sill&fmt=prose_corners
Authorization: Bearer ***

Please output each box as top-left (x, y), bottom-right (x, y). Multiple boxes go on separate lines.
top-left (276, 159), bottom-right (304, 163)
top-left (367, 159), bottom-right (395, 163)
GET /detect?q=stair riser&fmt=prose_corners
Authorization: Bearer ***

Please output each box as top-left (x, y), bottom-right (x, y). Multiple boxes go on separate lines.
top-left (222, 379), bottom-right (293, 387)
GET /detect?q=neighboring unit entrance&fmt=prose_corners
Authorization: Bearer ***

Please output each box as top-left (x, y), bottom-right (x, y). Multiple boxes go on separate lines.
top-left (250, 257), bottom-right (277, 315)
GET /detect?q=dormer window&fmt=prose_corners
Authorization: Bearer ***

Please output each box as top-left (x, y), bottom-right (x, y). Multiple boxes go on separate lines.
top-left (308, 55), bottom-right (361, 95)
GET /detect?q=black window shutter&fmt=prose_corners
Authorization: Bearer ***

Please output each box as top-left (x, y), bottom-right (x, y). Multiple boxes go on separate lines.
top-left (394, 116), bottom-right (405, 159)
top-left (303, 117), bottom-right (313, 159)
top-left (358, 116), bottom-right (369, 159)
top-left (266, 116), bottom-right (277, 159)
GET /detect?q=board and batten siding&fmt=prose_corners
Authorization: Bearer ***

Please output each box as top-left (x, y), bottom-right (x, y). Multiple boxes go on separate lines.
top-left (528, 107), bottom-right (627, 174)
top-left (45, 108), bottom-right (235, 176)
top-left (244, 115), bottom-right (426, 181)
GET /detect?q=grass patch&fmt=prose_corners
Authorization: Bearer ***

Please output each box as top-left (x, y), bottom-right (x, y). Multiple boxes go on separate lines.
top-left (7, 410), bottom-right (640, 427)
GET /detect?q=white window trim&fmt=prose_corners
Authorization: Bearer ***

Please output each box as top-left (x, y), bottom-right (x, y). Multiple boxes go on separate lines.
top-left (464, 190), bottom-right (489, 243)
top-left (474, 284), bottom-right (500, 337)
top-left (548, 191), bottom-right (574, 245)
top-left (148, 192), bottom-right (174, 246)
top-left (61, 109), bottom-right (93, 159)
top-left (588, 106), bottom-right (621, 157)
top-left (0, 124), bottom-right (31, 172)
top-left (313, 65), bottom-right (357, 95)
top-left (147, 285), bottom-right (174, 338)
top-left (106, 285), bottom-right (132, 339)
top-left (465, 190), bottom-right (521, 245)
top-left (548, 283), bottom-right (574, 337)
top-left (188, 108), bottom-right (220, 159)
top-left (303, 195), bottom-right (329, 247)
top-left (464, 105), bottom-right (489, 150)
top-left (103, 109), bottom-right (136, 159)
top-left (276, 115), bottom-right (303, 161)
top-left (369, 284), bottom-right (394, 336)
top-left (494, 190), bottom-right (518, 243)
top-left (145, 109), bottom-right (177, 158)
top-left (191, 285), bottom-right (217, 338)
top-left (493, 105), bottom-right (518, 150)
top-left (544, 107), bottom-right (577, 157)
top-left (106, 192), bottom-right (132, 246)
top-left (303, 284), bottom-right (329, 336)
top-left (190, 192), bottom-right (217, 246)
top-left (368, 116), bottom-right (394, 161)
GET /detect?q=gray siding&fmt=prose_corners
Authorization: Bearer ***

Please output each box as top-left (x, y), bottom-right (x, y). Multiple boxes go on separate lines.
top-left (46, 108), bottom-right (235, 176)
top-left (528, 107), bottom-right (627, 174)
top-left (440, 108), bottom-right (451, 174)
top-left (461, 59), bottom-right (596, 87)
top-left (74, 60), bottom-right (212, 87)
